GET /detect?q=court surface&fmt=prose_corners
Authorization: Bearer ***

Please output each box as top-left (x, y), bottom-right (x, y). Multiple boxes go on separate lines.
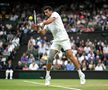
top-left (0, 79), bottom-right (108, 90)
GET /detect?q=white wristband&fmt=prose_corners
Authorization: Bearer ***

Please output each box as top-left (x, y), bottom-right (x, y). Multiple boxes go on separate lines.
top-left (38, 22), bottom-right (44, 27)
top-left (37, 27), bottom-right (42, 33)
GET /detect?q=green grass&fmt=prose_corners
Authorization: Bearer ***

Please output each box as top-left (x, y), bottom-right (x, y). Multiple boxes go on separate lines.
top-left (0, 79), bottom-right (108, 90)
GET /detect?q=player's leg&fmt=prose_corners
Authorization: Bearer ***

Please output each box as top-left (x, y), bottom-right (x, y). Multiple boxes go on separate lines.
top-left (46, 49), bottom-right (58, 74)
top-left (65, 49), bottom-right (86, 84)
top-left (61, 40), bottom-right (86, 84)
top-left (45, 41), bottom-right (60, 86)
top-left (66, 49), bottom-right (80, 69)
top-left (45, 49), bottom-right (58, 86)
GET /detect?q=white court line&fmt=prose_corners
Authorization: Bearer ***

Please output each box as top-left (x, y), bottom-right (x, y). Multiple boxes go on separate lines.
top-left (23, 80), bottom-right (82, 90)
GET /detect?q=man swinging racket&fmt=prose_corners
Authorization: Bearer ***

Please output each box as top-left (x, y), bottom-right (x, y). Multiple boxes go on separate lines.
top-left (32, 5), bottom-right (86, 86)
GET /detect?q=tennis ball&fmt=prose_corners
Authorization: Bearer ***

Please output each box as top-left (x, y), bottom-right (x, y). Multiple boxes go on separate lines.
top-left (28, 16), bottom-right (33, 20)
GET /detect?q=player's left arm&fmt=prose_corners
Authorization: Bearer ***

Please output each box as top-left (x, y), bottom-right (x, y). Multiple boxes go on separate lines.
top-left (36, 17), bottom-right (55, 35)
top-left (38, 28), bottom-right (47, 35)
top-left (43, 17), bottom-right (56, 25)
top-left (31, 24), bottom-right (47, 35)
top-left (38, 17), bottom-right (56, 27)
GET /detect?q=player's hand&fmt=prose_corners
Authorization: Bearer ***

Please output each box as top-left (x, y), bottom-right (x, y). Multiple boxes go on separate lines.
top-left (37, 22), bottom-right (44, 27)
top-left (37, 26), bottom-right (43, 33)
top-left (31, 23), bottom-right (43, 33)
top-left (37, 20), bottom-right (46, 27)
top-left (31, 24), bottom-right (38, 31)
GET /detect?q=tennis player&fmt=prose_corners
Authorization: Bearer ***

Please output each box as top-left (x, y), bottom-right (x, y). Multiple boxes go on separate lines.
top-left (33, 6), bottom-right (86, 85)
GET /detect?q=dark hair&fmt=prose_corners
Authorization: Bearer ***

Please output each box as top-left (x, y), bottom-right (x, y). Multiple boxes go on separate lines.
top-left (42, 6), bottom-right (53, 11)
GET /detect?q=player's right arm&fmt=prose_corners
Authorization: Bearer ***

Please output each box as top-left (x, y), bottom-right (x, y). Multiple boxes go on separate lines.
top-left (31, 24), bottom-right (47, 35)
top-left (38, 28), bottom-right (47, 35)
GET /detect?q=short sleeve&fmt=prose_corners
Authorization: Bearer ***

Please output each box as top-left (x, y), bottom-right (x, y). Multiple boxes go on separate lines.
top-left (51, 12), bottom-right (58, 19)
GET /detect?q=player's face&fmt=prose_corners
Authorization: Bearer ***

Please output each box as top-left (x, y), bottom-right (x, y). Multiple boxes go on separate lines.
top-left (44, 9), bottom-right (52, 17)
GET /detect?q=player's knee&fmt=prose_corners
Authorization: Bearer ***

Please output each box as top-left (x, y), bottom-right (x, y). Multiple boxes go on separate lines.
top-left (47, 57), bottom-right (54, 64)
top-left (66, 52), bottom-right (73, 58)
top-left (47, 49), bottom-right (58, 64)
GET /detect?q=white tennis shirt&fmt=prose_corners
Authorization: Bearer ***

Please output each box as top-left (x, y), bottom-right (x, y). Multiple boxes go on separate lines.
top-left (44, 12), bottom-right (69, 41)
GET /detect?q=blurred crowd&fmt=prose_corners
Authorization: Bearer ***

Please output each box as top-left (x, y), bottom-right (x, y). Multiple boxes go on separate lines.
top-left (17, 36), bottom-right (108, 71)
top-left (0, 0), bottom-right (108, 33)
top-left (0, 0), bottom-right (108, 71)
top-left (59, 0), bottom-right (108, 32)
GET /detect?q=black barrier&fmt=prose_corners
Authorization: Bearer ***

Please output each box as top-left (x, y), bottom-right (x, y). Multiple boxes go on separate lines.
top-left (0, 70), bottom-right (108, 79)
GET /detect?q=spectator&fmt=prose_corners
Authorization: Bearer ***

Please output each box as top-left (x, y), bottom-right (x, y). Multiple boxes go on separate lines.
top-left (29, 36), bottom-right (36, 46)
top-left (15, 61), bottom-right (23, 70)
top-left (103, 44), bottom-right (108, 59)
top-left (81, 60), bottom-right (88, 71)
top-left (27, 38), bottom-right (34, 54)
top-left (95, 59), bottom-right (106, 71)
top-left (22, 64), bottom-right (29, 71)
top-left (29, 60), bottom-right (39, 70)
top-left (53, 54), bottom-right (63, 70)
top-left (65, 60), bottom-right (75, 71)
top-left (5, 60), bottom-right (14, 79)
top-left (20, 52), bottom-right (29, 64)
top-left (28, 54), bottom-right (35, 64)
top-left (84, 45), bottom-right (91, 54)
top-left (40, 52), bottom-right (48, 65)
top-left (38, 41), bottom-right (46, 59)
top-left (88, 60), bottom-right (95, 71)
top-left (0, 55), bottom-right (5, 70)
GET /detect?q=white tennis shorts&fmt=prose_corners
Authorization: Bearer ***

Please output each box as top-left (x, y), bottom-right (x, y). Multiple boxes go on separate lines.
top-left (51, 39), bottom-right (71, 51)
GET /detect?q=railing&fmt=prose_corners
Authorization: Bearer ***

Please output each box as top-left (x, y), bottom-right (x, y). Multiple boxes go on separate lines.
top-left (0, 70), bottom-right (108, 79)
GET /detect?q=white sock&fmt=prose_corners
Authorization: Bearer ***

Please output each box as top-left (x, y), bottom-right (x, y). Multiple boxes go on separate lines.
top-left (46, 71), bottom-right (50, 76)
top-left (77, 69), bottom-right (83, 75)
